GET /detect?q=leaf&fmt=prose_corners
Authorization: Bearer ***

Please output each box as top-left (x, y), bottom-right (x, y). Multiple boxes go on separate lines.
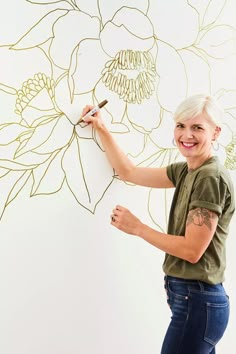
top-left (33, 116), bottom-right (73, 154)
top-left (0, 170), bottom-right (29, 221)
top-left (68, 45), bottom-right (79, 103)
top-left (0, 123), bottom-right (28, 145)
top-left (15, 115), bottom-right (73, 157)
top-left (0, 159), bottom-right (37, 170)
top-left (62, 134), bottom-right (114, 213)
top-left (0, 83), bottom-right (17, 95)
top-left (15, 118), bottom-right (58, 156)
top-left (136, 148), bottom-right (180, 168)
top-left (6, 171), bottom-right (32, 206)
top-left (0, 168), bottom-right (9, 178)
top-left (31, 149), bottom-right (65, 195)
top-left (11, 9), bottom-right (68, 50)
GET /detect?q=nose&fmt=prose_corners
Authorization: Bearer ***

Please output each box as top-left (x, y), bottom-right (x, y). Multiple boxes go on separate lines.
top-left (184, 128), bottom-right (194, 139)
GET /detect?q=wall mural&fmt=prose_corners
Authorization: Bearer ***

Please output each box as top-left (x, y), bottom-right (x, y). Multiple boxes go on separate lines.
top-left (0, 0), bottom-right (236, 226)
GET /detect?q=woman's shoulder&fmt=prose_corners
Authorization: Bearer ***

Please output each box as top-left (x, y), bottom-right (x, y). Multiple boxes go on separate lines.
top-left (195, 156), bottom-right (234, 190)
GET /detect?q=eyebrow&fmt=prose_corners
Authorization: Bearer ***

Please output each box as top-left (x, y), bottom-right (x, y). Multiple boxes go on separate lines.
top-left (176, 122), bottom-right (204, 127)
top-left (192, 124), bottom-right (204, 127)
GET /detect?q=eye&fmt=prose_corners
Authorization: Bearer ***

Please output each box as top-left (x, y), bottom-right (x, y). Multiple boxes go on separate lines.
top-left (176, 123), bottom-right (184, 128)
top-left (193, 126), bottom-right (203, 130)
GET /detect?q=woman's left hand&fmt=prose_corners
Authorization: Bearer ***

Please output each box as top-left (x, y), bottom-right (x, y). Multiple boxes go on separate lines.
top-left (110, 205), bottom-right (142, 236)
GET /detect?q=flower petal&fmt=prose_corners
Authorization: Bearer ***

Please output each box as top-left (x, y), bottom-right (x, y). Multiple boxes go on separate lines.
top-left (179, 49), bottom-right (210, 94)
top-left (210, 54), bottom-right (236, 90)
top-left (197, 25), bottom-right (236, 59)
top-left (72, 40), bottom-right (108, 94)
top-left (101, 8), bottom-right (154, 56)
top-left (127, 94), bottom-right (161, 133)
top-left (108, 119), bottom-right (146, 158)
top-left (98, 0), bottom-right (149, 25)
top-left (92, 80), bottom-right (127, 124)
top-left (55, 77), bottom-right (96, 128)
top-left (216, 90), bottom-right (236, 111)
top-left (225, 134), bottom-right (236, 170)
top-left (0, 46), bottom-right (51, 89)
top-left (50, 11), bottom-right (100, 69)
top-left (62, 134), bottom-right (114, 213)
top-left (12, 9), bottom-right (68, 49)
top-left (74, 0), bottom-right (100, 17)
top-left (149, 0), bottom-right (198, 48)
top-left (157, 41), bottom-right (187, 112)
top-left (149, 110), bottom-right (175, 149)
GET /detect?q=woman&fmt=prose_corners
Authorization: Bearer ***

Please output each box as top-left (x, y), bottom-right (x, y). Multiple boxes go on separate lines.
top-left (81, 94), bottom-right (235, 354)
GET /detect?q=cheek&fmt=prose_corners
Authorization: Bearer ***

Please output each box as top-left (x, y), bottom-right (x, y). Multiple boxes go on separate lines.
top-left (173, 130), bottom-right (179, 140)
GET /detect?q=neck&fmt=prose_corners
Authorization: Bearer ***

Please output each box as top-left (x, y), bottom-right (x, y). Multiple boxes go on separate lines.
top-left (187, 154), bottom-right (213, 171)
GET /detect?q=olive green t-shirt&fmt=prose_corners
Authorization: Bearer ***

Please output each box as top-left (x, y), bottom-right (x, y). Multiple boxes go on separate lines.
top-left (163, 156), bottom-right (235, 284)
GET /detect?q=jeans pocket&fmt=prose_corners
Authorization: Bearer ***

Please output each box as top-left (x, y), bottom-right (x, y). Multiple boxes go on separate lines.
top-left (168, 281), bottom-right (189, 300)
top-left (204, 298), bottom-right (230, 346)
top-left (167, 281), bottom-right (189, 314)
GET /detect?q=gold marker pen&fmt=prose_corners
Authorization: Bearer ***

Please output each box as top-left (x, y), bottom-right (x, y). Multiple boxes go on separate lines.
top-left (77, 100), bottom-right (108, 124)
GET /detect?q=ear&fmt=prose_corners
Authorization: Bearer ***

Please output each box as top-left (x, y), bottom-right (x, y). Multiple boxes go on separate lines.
top-left (213, 126), bottom-right (221, 140)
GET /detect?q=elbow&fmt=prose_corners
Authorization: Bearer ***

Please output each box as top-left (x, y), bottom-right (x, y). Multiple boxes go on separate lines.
top-left (118, 166), bottom-right (136, 183)
top-left (186, 251), bottom-right (202, 264)
top-left (118, 173), bottom-right (128, 182)
top-left (188, 256), bottom-right (200, 264)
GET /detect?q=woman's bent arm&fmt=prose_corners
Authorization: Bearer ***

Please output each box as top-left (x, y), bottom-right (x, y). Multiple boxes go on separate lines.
top-left (82, 107), bottom-right (174, 188)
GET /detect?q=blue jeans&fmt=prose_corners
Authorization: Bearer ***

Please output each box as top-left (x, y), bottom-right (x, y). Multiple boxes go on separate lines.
top-left (161, 275), bottom-right (230, 354)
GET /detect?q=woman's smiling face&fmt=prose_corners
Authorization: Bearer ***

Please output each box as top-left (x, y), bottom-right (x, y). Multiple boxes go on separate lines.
top-left (174, 113), bottom-right (221, 169)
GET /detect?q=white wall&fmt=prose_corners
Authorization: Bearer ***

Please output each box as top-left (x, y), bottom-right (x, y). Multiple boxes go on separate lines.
top-left (0, 1), bottom-right (235, 353)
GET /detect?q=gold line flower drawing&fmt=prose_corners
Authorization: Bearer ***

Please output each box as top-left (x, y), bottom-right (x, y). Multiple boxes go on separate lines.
top-left (0, 0), bottom-right (235, 226)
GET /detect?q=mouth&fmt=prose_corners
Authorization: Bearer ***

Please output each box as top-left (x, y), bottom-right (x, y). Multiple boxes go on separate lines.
top-left (181, 142), bottom-right (197, 149)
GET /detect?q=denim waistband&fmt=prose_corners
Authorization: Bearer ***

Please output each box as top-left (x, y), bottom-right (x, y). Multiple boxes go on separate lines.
top-left (164, 275), bottom-right (226, 294)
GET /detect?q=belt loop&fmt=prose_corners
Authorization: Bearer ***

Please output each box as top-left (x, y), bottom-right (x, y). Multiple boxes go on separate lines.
top-left (198, 281), bottom-right (204, 291)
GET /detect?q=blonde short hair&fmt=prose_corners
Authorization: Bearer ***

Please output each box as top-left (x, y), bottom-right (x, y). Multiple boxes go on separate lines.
top-left (174, 94), bottom-right (223, 127)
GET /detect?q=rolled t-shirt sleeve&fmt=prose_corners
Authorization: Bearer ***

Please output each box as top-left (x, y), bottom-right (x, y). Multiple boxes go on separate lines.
top-left (167, 162), bottom-right (186, 187)
top-left (189, 176), bottom-right (227, 216)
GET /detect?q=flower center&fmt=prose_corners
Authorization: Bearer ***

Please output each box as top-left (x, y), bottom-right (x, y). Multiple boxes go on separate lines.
top-left (15, 73), bottom-right (55, 115)
top-left (101, 50), bottom-right (156, 104)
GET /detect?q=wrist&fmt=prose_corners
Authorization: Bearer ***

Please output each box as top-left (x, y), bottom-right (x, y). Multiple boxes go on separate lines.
top-left (136, 221), bottom-right (147, 238)
top-left (96, 120), bottom-right (108, 132)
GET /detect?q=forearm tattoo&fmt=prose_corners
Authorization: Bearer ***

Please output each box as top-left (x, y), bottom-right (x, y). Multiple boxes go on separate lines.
top-left (186, 208), bottom-right (217, 231)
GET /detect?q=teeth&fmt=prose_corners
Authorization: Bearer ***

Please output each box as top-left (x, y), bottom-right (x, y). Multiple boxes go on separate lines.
top-left (182, 142), bottom-right (195, 147)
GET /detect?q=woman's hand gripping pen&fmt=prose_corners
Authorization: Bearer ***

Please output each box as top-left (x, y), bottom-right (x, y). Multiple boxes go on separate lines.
top-left (80, 105), bottom-right (104, 129)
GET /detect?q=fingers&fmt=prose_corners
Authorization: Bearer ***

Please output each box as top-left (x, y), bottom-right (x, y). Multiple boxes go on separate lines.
top-left (112, 205), bottom-right (122, 215)
top-left (110, 205), bottom-right (124, 225)
top-left (80, 104), bottom-right (103, 125)
top-left (81, 105), bottom-right (93, 116)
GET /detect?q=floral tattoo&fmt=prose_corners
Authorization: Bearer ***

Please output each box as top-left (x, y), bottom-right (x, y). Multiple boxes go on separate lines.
top-left (186, 208), bottom-right (218, 231)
